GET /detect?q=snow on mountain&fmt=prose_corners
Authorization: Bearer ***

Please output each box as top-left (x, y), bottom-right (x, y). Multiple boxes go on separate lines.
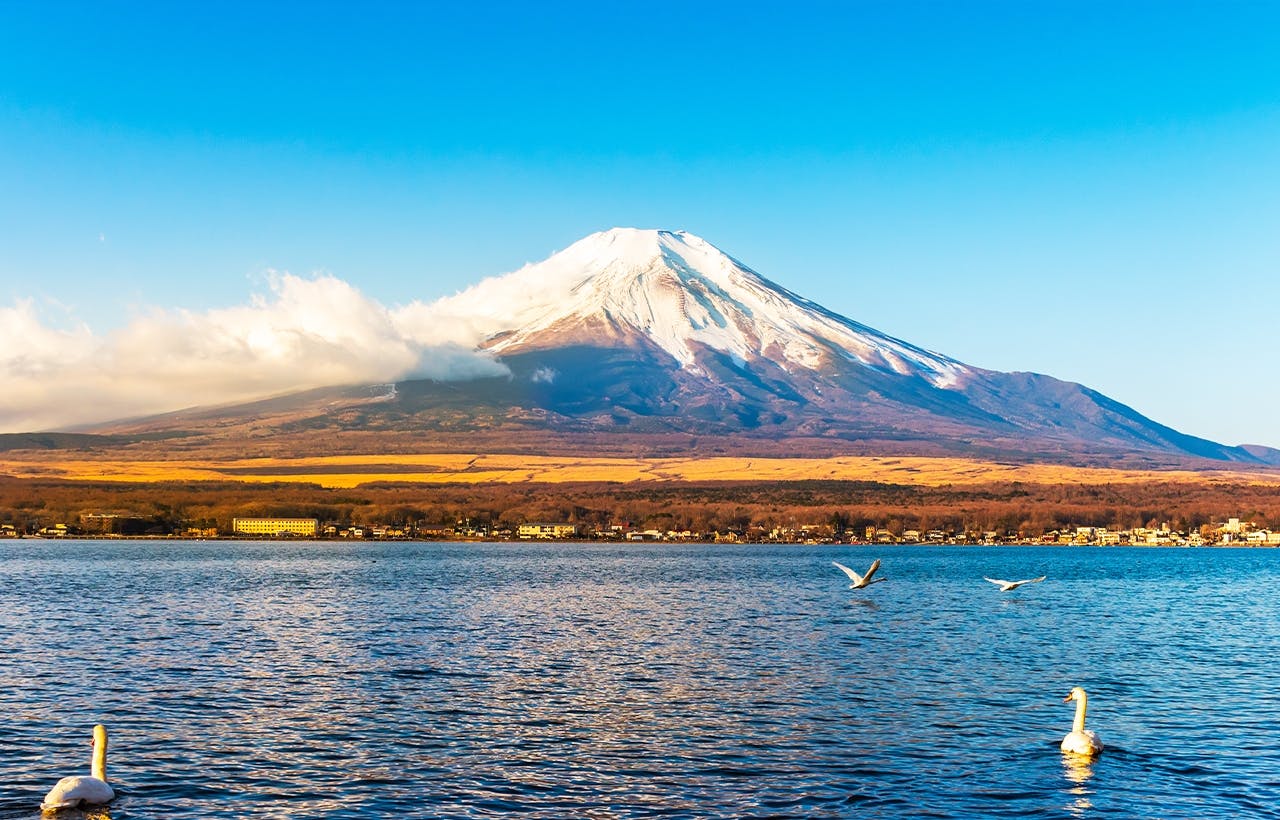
top-left (425, 228), bottom-right (970, 389)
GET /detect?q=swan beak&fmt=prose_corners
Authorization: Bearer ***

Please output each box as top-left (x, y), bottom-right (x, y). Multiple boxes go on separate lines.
top-left (1062, 693), bottom-right (1073, 702)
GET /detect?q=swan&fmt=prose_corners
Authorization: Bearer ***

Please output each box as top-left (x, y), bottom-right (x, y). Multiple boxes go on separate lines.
top-left (41, 724), bottom-right (115, 812)
top-left (832, 559), bottom-right (884, 589)
top-left (1060, 687), bottom-right (1104, 757)
top-left (984, 575), bottom-right (1046, 592)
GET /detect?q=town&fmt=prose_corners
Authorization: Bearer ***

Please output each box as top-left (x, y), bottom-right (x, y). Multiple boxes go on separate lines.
top-left (4, 514), bottom-right (1277, 547)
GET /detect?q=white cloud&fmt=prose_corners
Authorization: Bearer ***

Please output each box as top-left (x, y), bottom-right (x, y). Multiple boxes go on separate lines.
top-left (0, 275), bottom-right (509, 433)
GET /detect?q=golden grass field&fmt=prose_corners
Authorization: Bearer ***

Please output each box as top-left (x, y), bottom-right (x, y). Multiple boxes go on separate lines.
top-left (3, 452), bottom-right (1279, 489)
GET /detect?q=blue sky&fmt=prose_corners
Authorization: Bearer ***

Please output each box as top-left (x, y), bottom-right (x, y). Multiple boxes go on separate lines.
top-left (2, 1), bottom-right (1278, 445)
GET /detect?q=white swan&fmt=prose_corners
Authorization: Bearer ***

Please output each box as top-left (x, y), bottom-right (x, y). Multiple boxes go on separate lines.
top-left (984, 575), bottom-right (1046, 592)
top-left (41, 724), bottom-right (115, 812)
top-left (1060, 687), bottom-right (1104, 757)
top-left (832, 559), bottom-right (884, 589)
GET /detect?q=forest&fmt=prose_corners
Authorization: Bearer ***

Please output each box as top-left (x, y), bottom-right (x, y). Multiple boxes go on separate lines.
top-left (3, 475), bottom-right (1279, 539)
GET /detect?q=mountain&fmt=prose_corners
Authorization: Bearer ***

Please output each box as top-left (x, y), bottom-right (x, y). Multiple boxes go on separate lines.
top-left (86, 228), bottom-right (1267, 465)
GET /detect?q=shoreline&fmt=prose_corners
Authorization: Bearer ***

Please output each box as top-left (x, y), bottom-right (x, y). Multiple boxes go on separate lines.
top-left (3, 534), bottom-right (1274, 548)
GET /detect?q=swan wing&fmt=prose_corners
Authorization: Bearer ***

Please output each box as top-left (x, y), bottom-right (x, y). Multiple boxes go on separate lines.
top-left (861, 559), bottom-right (881, 584)
top-left (832, 561), bottom-right (863, 584)
top-left (983, 577), bottom-right (1010, 587)
top-left (41, 775), bottom-right (114, 810)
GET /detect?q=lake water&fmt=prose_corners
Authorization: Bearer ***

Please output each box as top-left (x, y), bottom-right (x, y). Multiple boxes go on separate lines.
top-left (2, 541), bottom-right (1279, 819)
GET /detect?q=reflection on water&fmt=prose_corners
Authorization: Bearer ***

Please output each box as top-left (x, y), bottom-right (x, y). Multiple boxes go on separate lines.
top-left (1062, 753), bottom-right (1095, 785)
top-left (1061, 754), bottom-right (1095, 816)
top-left (846, 596), bottom-right (880, 611)
top-left (2, 541), bottom-right (1280, 818)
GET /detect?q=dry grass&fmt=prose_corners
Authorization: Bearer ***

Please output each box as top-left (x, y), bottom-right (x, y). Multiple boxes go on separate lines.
top-left (2, 452), bottom-right (1278, 489)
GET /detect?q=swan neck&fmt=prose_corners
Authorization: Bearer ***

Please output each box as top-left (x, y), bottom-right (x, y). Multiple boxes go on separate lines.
top-left (91, 728), bottom-right (108, 782)
top-left (1072, 693), bottom-right (1088, 734)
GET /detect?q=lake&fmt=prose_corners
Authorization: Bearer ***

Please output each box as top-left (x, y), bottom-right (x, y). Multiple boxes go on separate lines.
top-left (2, 541), bottom-right (1278, 818)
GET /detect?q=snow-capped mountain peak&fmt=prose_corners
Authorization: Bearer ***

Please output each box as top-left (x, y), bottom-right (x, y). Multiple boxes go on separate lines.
top-left (430, 228), bottom-right (969, 388)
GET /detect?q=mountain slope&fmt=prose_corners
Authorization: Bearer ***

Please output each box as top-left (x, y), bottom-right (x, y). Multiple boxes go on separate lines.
top-left (418, 228), bottom-right (1252, 462)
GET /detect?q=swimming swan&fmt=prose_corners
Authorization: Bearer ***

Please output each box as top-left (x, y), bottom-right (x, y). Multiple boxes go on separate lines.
top-left (832, 559), bottom-right (884, 589)
top-left (41, 724), bottom-right (115, 812)
top-left (1060, 687), bottom-right (1104, 757)
top-left (984, 575), bottom-right (1046, 592)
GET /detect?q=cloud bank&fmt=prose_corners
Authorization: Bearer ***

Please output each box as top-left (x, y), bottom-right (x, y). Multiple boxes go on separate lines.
top-left (0, 274), bottom-right (509, 433)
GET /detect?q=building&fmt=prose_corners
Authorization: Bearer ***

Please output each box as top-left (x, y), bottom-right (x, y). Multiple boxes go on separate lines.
top-left (232, 517), bottom-right (318, 537)
top-left (517, 523), bottom-right (578, 540)
top-left (81, 513), bottom-right (154, 535)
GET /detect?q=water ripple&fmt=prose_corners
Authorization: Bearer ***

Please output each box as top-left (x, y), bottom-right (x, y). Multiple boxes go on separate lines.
top-left (3, 542), bottom-right (1280, 817)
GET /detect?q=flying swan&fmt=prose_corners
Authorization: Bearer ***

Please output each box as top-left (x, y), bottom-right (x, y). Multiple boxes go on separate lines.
top-left (1060, 687), bottom-right (1104, 757)
top-left (41, 724), bottom-right (115, 812)
top-left (983, 575), bottom-right (1046, 592)
top-left (832, 559), bottom-right (884, 589)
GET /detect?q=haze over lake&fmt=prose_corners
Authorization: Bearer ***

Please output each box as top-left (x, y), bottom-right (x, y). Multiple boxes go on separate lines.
top-left (3, 541), bottom-right (1278, 818)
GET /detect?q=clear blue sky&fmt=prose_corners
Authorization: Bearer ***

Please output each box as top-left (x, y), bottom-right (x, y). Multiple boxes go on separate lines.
top-left (2, 1), bottom-right (1278, 445)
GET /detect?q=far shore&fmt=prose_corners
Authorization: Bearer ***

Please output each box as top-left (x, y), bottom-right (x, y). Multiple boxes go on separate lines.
top-left (3, 533), bottom-right (1275, 548)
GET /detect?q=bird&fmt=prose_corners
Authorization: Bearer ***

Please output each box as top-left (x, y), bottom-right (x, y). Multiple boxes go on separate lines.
top-left (983, 575), bottom-right (1046, 592)
top-left (832, 559), bottom-right (884, 589)
top-left (1060, 687), bottom-right (1104, 757)
top-left (41, 724), bottom-right (115, 812)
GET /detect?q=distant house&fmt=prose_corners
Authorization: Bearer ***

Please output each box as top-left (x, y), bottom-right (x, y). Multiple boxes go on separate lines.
top-left (232, 517), bottom-right (318, 537)
top-left (517, 523), bottom-right (578, 540)
top-left (80, 513), bottom-right (122, 534)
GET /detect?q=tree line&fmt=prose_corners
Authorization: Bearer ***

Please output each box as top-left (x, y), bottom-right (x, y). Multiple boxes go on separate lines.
top-left (3, 476), bottom-right (1279, 538)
